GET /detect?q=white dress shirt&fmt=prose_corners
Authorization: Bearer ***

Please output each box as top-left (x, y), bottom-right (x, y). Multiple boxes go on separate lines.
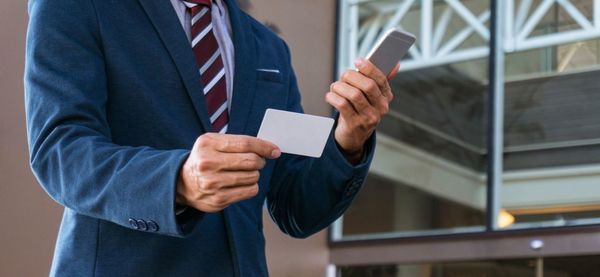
top-left (170, 0), bottom-right (235, 110)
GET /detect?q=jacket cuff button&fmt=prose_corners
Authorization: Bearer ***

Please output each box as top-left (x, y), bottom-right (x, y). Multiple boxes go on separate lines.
top-left (128, 218), bottom-right (139, 230)
top-left (147, 220), bottom-right (159, 232)
top-left (136, 219), bottom-right (148, 231)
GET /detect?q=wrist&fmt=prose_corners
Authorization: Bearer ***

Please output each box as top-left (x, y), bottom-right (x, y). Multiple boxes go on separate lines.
top-left (175, 170), bottom-right (188, 206)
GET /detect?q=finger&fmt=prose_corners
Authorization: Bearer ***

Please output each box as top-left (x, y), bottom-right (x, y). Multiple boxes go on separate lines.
top-left (330, 81), bottom-right (371, 111)
top-left (217, 170), bottom-right (261, 188)
top-left (387, 63), bottom-right (400, 81)
top-left (219, 153), bottom-right (265, 171)
top-left (325, 91), bottom-right (358, 116)
top-left (212, 134), bottom-right (281, 159)
top-left (220, 183), bottom-right (260, 205)
top-left (340, 69), bottom-right (383, 104)
top-left (354, 58), bottom-right (388, 92)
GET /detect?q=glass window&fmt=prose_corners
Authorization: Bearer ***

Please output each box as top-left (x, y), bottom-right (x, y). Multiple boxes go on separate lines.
top-left (335, 0), bottom-right (600, 240)
top-left (500, 0), bottom-right (600, 230)
top-left (335, 0), bottom-right (491, 239)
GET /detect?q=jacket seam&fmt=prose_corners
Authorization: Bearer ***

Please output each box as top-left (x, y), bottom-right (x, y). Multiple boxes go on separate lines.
top-left (92, 219), bottom-right (100, 277)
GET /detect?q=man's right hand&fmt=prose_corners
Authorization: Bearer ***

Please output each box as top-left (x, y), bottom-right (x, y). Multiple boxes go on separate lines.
top-left (177, 133), bottom-right (281, 213)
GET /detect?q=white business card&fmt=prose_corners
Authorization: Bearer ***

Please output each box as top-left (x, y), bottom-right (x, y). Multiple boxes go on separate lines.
top-left (257, 109), bottom-right (335, 158)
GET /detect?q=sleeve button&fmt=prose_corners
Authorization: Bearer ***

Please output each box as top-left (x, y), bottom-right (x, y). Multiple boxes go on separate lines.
top-left (136, 219), bottom-right (148, 231)
top-left (129, 218), bottom-right (139, 230)
top-left (147, 220), bottom-right (159, 232)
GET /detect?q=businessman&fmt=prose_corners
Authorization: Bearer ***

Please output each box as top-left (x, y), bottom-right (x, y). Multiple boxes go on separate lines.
top-left (25, 0), bottom-right (397, 275)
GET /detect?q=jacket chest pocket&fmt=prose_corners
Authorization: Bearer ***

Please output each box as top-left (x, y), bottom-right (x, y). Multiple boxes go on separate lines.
top-left (245, 76), bottom-right (289, 136)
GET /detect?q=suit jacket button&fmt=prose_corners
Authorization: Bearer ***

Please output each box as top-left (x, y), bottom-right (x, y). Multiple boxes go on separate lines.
top-left (147, 220), bottom-right (159, 232)
top-left (129, 218), bottom-right (139, 230)
top-left (137, 219), bottom-right (148, 231)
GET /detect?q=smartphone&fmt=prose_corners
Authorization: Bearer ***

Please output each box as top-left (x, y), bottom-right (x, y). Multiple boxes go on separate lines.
top-left (366, 28), bottom-right (416, 75)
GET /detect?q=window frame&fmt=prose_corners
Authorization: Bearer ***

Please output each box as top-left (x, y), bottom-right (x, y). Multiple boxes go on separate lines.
top-left (330, 0), bottom-right (600, 247)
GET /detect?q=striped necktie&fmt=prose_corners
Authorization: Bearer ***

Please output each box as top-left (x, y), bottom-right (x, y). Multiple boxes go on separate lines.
top-left (182, 0), bottom-right (229, 133)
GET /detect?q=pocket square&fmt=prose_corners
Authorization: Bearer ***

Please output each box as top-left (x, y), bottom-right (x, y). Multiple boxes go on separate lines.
top-left (256, 68), bottom-right (282, 83)
top-left (257, 68), bottom-right (280, 73)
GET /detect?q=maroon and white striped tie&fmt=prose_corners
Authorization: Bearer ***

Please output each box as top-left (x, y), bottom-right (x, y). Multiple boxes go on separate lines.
top-left (182, 0), bottom-right (229, 133)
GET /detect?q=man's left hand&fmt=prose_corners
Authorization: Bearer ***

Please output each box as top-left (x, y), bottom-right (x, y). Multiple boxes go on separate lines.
top-left (325, 58), bottom-right (399, 164)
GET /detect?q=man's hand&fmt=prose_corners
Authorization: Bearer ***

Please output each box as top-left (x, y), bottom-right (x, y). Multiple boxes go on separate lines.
top-left (177, 133), bottom-right (281, 213)
top-left (325, 58), bottom-right (399, 163)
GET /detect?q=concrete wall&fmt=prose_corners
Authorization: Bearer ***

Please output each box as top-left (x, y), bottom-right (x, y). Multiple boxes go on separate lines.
top-left (0, 0), bottom-right (334, 276)
top-left (0, 1), bottom-right (65, 276)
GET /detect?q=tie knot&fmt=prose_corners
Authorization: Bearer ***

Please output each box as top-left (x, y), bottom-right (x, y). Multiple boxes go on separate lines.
top-left (182, 0), bottom-right (212, 8)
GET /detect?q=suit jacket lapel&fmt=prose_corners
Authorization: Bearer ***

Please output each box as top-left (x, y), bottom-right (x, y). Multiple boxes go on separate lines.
top-left (222, 0), bottom-right (258, 135)
top-left (137, 0), bottom-right (213, 132)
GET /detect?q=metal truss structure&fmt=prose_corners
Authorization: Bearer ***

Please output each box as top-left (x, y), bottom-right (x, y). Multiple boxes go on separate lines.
top-left (338, 0), bottom-right (600, 72)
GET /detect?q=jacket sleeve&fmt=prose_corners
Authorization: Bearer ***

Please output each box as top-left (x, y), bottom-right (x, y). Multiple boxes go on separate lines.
top-left (25, 0), bottom-right (198, 238)
top-left (265, 43), bottom-right (375, 238)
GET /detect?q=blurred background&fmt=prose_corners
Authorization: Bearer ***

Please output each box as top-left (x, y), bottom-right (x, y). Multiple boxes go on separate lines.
top-left (2, 0), bottom-right (600, 276)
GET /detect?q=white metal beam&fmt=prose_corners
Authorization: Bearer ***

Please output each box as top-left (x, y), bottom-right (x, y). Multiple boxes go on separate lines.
top-left (517, 0), bottom-right (555, 42)
top-left (445, 0), bottom-right (490, 41)
top-left (436, 10), bottom-right (490, 57)
top-left (505, 0), bottom-right (515, 52)
top-left (596, 0), bottom-right (600, 30)
top-left (421, 0), bottom-right (433, 58)
top-left (515, 0), bottom-right (533, 31)
top-left (432, 7), bottom-right (453, 52)
top-left (381, 0), bottom-right (415, 33)
top-left (340, 0), bottom-right (600, 72)
top-left (358, 16), bottom-right (383, 57)
top-left (557, 0), bottom-right (593, 30)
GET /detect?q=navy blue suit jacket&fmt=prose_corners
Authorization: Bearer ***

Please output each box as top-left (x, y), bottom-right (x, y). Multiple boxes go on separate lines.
top-left (25, 0), bottom-right (374, 275)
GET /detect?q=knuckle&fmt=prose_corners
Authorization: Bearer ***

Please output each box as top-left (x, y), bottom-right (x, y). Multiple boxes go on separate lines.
top-left (368, 112), bottom-right (380, 126)
top-left (327, 93), bottom-right (340, 105)
top-left (196, 135), bottom-right (211, 148)
top-left (196, 158), bottom-right (212, 171)
top-left (365, 80), bottom-right (377, 92)
top-left (245, 155), bottom-right (261, 169)
top-left (339, 99), bottom-right (350, 110)
top-left (223, 138), bottom-right (235, 150)
top-left (349, 90), bottom-right (362, 103)
top-left (342, 70), bottom-right (352, 81)
top-left (213, 195), bottom-right (228, 206)
top-left (233, 174), bottom-right (245, 185)
top-left (239, 139), bottom-right (252, 151)
top-left (205, 176), bottom-right (220, 189)
top-left (198, 178), bottom-right (212, 191)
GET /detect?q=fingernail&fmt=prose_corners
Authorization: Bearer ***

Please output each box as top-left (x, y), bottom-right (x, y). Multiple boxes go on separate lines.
top-left (271, 149), bottom-right (281, 159)
top-left (354, 58), bottom-right (364, 69)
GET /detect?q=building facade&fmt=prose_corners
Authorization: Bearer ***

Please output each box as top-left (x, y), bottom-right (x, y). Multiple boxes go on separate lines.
top-left (332, 0), bottom-right (600, 276)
